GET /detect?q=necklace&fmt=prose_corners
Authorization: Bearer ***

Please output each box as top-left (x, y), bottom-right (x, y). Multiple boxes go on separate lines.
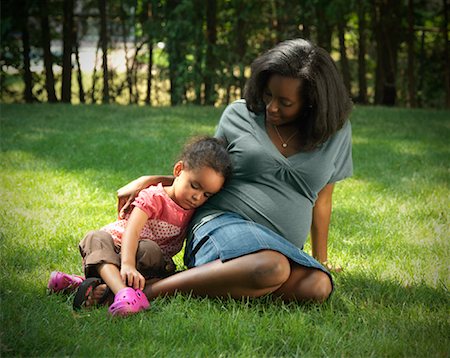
top-left (272, 124), bottom-right (299, 148)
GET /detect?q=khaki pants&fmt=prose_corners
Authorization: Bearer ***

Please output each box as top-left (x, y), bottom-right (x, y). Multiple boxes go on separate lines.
top-left (79, 230), bottom-right (175, 279)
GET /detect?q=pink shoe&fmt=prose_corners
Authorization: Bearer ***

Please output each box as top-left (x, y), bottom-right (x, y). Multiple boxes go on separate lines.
top-left (48, 271), bottom-right (84, 293)
top-left (108, 287), bottom-right (150, 317)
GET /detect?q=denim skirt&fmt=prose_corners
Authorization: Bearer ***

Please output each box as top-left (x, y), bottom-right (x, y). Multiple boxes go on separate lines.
top-left (184, 212), bottom-right (332, 281)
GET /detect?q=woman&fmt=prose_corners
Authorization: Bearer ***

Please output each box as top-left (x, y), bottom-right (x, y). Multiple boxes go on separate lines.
top-left (117, 38), bottom-right (352, 303)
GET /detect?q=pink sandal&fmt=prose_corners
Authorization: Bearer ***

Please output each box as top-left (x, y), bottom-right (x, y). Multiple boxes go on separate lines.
top-left (48, 271), bottom-right (84, 294)
top-left (108, 287), bottom-right (150, 317)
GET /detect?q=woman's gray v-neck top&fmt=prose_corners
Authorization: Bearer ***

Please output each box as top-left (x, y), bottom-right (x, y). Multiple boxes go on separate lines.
top-left (189, 100), bottom-right (353, 249)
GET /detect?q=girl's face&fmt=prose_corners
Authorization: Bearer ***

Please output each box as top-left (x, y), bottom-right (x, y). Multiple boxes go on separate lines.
top-left (263, 74), bottom-right (303, 127)
top-left (170, 162), bottom-right (225, 210)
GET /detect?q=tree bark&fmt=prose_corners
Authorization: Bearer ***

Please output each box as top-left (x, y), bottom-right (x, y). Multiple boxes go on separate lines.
top-left (407, 0), bottom-right (416, 107)
top-left (39, 0), bottom-right (57, 102)
top-left (61, 0), bottom-right (74, 103)
top-left (337, 20), bottom-right (352, 96)
top-left (73, 24), bottom-right (85, 104)
top-left (99, 0), bottom-right (109, 104)
top-left (315, 5), bottom-right (332, 52)
top-left (443, 0), bottom-right (450, 108)
top-left (373, 0), bottom-right (401, 106)
top-left (120, 1), bottom-right (133, 104)
top-left (90, 40), bottom-right (101, 103)
top-left (204, 0), bottom-right (217, 105)
top-left (19, 0), bottom-right (33, 103)
top-left (357, 0), bottom-right (368, 104)
top-left (143, 0), bottom-right (154, 106)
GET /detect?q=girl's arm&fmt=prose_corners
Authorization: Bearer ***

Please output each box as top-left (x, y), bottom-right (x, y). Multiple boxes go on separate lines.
top-left (117, 175), bottom-right (174, 218)
top-left (120, 207), bottom-right (150, 290)
top-left (311, 183), bottom-right (334, 266)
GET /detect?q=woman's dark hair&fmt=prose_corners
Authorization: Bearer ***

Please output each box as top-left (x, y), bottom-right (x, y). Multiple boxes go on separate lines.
top-left (244, 38), bottom-right (352, 151)
top-left (180, 136), bottom-right (233, 182)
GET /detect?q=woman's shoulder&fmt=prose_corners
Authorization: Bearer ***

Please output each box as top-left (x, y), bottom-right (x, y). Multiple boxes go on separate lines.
top-left (221, 99), bottom-right (260, 123)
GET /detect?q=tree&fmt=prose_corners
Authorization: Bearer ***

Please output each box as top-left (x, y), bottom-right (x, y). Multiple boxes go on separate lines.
top-left (357, 0), bottom-right (368, 104)
top-left (61, 0), bottom-right (74, 103)
top-left (406, 0), bottom-right (416, 107)
top-left (442, 0), bottom-right (450, 108)
top-left (99, 0), bottom-right (109, 104)
top-left (373, 0), bottom-right (403, 106)
top-left (18, 0), bottom-right (33, 103)
top-left (39, 0), bottom-right (57, 102)
top-left (204, 0), bottom-right (218, 105)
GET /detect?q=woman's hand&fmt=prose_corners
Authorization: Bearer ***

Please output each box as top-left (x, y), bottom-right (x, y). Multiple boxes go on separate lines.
top-left (321, 260), bottom-right (343, 273)
top-left (120, 263), bottom-right (146, 290)
top-left (117, 175), bottom-right (174, 219)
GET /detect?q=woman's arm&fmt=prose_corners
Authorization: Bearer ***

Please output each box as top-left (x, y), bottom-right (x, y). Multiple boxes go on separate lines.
top-left (120, 207), bottom-right (149, 290)
top-left (117, 175), bottom-right (174, 218)
top-left (311, 183), bottom-right (334, 265)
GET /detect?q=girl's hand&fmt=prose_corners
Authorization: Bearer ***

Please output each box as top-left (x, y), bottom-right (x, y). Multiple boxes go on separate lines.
top-left (120, 264), bottom-right (146, 290)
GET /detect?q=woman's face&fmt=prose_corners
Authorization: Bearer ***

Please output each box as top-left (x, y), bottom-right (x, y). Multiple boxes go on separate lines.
top-left (263, 74), bottom-right (303, 127)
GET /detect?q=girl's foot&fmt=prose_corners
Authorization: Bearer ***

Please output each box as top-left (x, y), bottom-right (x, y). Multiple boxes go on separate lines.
top-left (108, 287), bottom-right (150, 317)
top-left (47, 271), bottom-right (84, 294)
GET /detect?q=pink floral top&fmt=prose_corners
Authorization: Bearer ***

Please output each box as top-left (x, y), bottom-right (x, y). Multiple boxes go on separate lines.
top-left (101, 183), bottom-right (194, 260)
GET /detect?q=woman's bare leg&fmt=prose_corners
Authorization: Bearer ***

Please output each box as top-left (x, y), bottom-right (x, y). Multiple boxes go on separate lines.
top-left (273, 264), bottom-right (332, 302)
top-left (88, 251), bottom-right (332, 304)
top-left (144, 250), bottom-right (291, 299)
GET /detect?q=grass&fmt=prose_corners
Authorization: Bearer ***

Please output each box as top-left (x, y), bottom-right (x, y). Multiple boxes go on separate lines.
top-left (0, 103), bottom-right (448, 357)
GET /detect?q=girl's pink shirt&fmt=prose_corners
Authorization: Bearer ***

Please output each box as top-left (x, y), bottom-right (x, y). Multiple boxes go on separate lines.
top-left (101, 183), bottom-right (194, 260)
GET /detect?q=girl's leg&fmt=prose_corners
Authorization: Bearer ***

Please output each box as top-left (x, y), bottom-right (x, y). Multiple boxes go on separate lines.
top-left (97, 263), bottom-right (126, 294)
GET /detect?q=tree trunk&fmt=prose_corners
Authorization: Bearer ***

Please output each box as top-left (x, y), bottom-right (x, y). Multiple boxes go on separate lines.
top-left (443, 0), bottom-right (450, 108)
top-left (120, 1), bottom-right (133, 104)
top-left (99, 0), bottom-right (109, 104)
top-left (357, 0), bottom-right (368, 104)
top-left (73, 24), bottom-right (85, 104)
top-left (315, 6), bottom-right (332, 52)
top-left (204, 0), bottom-right (217, 105)
top-left (235, 0), bottom-right (247, 97)
top-left (373, 0), bottom-right (401, 106)
top-left (417, 30), bottom-right (425, 107)
top-left (91, 40), bottom-right (101, 103)
top-left (407, 0), bottom-right (416, 107)
top-left (39, 0), bottom-right (57, 102)
top-left (19, 0), bottom-right (33, 103)
top-left (166, 0), bottom-right (183, 106)
top-left (144, 0), bottom-right (154, 106)
top-left (337, 20), bottom-right (352, 96)
top-left (61, 0), bottom-right (74, 103)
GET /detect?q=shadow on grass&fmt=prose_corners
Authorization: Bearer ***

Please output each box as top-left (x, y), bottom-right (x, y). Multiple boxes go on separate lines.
top-left (1, 104), bottom-right (449, 196)
top-left (1, 104), bottom-right (223, 191)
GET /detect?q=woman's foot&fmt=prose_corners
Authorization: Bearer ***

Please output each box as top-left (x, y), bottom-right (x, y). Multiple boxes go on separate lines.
top-left (73, 278), bottom-right (114, 310)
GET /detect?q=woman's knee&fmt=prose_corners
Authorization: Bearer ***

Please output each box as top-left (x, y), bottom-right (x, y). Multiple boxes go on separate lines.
top-left (249, 250), bottom-right (291, 289)
top-left (308, 271), bottom-right (332, 302)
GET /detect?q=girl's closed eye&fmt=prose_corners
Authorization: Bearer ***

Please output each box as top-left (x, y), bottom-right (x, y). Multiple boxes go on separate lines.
top-left (191, 182), bottom-right (200, 190)
top-left (280, 100), bottom-right (292, 107)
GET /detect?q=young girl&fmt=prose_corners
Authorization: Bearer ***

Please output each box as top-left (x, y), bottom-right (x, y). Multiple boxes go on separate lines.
top-left (48, 136), bottom-right (232, 316)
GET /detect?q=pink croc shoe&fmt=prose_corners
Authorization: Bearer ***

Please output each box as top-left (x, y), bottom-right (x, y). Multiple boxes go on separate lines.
top-left (48, 271), bottom-right (84, 294)
top-left (108, 287), bottom-right (150, 317)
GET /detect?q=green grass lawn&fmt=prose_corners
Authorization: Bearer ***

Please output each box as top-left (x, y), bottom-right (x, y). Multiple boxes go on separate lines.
top-left (1, 103), bottom-right (448, 357)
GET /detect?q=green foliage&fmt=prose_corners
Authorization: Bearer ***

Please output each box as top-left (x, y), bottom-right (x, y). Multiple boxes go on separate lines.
top-left (1, 0), bottom-right (448, 107)
top-left (1, 104), bottom-right (449, 357)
